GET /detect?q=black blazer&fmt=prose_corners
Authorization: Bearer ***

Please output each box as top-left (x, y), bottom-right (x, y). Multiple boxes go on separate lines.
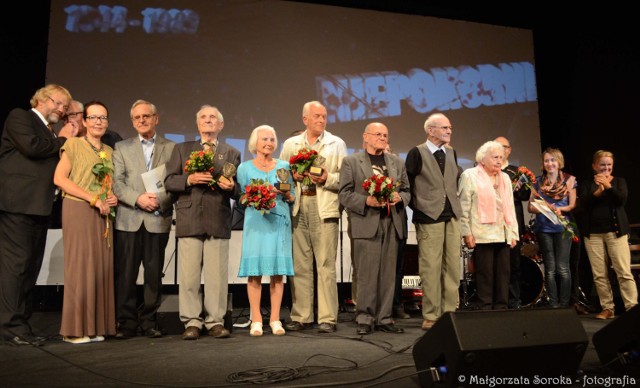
top-left (0, 108), bottom-right (67, 216)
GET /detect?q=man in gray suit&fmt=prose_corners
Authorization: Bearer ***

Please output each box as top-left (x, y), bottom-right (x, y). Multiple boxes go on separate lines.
top-left (164, 105), bottom-right (240, 340)
top-left (112, 100), bottom-right (176, 339)
top-left (339, 122), bottom-right (410, 335)
top-left (405, 113), bottom-right (462, 331)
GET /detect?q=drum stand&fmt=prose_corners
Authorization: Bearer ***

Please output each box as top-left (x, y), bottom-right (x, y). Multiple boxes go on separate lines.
top-left (459, 243), bottom-right (476, 309)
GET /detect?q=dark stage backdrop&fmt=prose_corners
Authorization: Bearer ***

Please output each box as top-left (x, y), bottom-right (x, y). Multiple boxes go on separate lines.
top-left (3, 1), bottom-right (639, 222)
top-left (45, 0), bottom-right (541, 170)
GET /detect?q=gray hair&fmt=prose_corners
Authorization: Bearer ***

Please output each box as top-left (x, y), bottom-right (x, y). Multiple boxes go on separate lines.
top-left (130, 99), bottom-right (157, 117)
top-left (475, 140), bottom-right (504, 163)
top-left (248, 125), bottom-right (277, 154)
top-left (195, 104), bottom-right (224, 123)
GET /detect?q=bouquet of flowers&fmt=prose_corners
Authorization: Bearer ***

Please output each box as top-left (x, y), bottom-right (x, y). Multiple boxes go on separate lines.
top-left (90, 150), bottom-right (115, 243)
top-left (184, 149), bottom-right (216, 187)
top-left (362, 174), bottom-right (396, 203)
top-left (530, 188), bottom-right (580, 243)
top-left (289, 148), bottom-right (318, 186)
top-left (511, 166), bottom-right (536, 191)
top-left (552, 206), bottom-right (580, 243)
top-left (241, 178), bottom-right (277, 215)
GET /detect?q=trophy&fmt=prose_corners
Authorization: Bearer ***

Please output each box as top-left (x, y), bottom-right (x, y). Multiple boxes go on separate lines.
top-left (275, 168), bottom-right (291, 192)
top-left (217, 162), bottom-right (237, 184)
top-left (309, 154), bottom-right (325, 176)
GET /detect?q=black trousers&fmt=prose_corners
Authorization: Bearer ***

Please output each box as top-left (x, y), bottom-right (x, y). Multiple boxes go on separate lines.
top-left (115, 225), bottom-right (169, 332)
top-left (474, 242), bottom-right (511, 310)
top-left (0, 211), bottom-right (49, 337)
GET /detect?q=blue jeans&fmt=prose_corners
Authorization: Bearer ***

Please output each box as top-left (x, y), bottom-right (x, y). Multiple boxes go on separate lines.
top-left (536, 232), bottom-right (572, 307)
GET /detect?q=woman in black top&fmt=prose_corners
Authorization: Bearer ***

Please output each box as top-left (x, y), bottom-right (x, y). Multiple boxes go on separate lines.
top-left (580, 150), bottom-right (637, 319)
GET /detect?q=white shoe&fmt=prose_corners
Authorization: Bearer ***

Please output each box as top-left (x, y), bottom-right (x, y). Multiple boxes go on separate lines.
top-left (250, 321), bottom-right (263, 337)
top-left (63, 336), bottom-right (91, 344)
top-left (90, 335), bottom-right (105, 342)
top-left (270, 321), bottom-right (285, 336)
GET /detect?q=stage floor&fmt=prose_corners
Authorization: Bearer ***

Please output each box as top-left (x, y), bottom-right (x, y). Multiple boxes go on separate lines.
top-left (0, 306), bottom-right (637, 388)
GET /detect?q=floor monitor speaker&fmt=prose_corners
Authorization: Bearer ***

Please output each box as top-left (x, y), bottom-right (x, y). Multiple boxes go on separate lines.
top-left (593, 304), bottom-right (640, 377)
top-left (412, 308), bottom-right (588, 387)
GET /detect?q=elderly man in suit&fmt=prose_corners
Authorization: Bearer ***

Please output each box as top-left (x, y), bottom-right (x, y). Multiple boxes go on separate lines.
top-left (164, 105), bottom-right (240, 340)
top-left (0, 84), bottom-right (78, 346)
top-left (405, 112), bottom-right (462, 330)
top-left (339, 122), bottom-right (410, 335)
top-left (112, 100), bottom-right (176, 339)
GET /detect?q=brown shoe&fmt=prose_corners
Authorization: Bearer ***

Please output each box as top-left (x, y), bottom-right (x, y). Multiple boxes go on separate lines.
top-left (182, 326), bottom-right (200, 340)
top-left (595, 309), bottom-right (615, 320)
top-left (573, 303), bottom-right (589, 315)
top-left (208, 325), bottom-right (230, 338)
top-left (422, 319), bottom-right (436, 330)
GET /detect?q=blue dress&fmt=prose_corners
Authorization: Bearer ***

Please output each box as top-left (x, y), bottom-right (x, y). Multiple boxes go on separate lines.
top-left (237, 159), bottom-right (295, 277)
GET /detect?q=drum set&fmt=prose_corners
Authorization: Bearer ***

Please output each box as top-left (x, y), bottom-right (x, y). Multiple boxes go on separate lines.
top-left (458, 227), bottom-right (548, 309)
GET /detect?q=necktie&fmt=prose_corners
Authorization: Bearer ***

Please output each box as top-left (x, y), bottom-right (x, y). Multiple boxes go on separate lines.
top-left (203, 142), bottom-right (215, 152)
top-left (434, 149), bottom-right (446, 175)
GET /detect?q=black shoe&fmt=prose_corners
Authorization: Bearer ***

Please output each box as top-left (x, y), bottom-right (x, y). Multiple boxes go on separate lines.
top-left (285, 321), bottom-right (313, 331)
top-left (317, 322), bottom-right (337, 333)
top-left (375, 324), bottom-right (405, 334)
top-left (143, 327), bottom-right (162, 338)
top-left (393, 307), bottom-right (410, 319)
top-left (7, 333), bottom-right (45, 346)
top-left (356, 324), bottom-right (371, 335)
top-left (115, 329), bottom-right (136, 340)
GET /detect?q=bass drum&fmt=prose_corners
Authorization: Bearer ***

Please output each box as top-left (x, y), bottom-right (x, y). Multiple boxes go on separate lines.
top-left (520, 256), bottom-right (544, 307)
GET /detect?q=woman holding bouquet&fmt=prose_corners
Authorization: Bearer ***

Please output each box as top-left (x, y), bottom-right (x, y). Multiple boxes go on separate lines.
top-left (579, 150), bottom-right (637, 319)
top-left (54, 101), bottom-right (118, 343)
top-left (237, 125), bottom-right (295, 336)
top-left (528, 148), bottom-right (576, 308)
top-left (459, 141), bottom-right (518, 310)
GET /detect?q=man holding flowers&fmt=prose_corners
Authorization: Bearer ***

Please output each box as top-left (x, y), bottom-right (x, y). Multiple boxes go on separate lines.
top-left (339, 122), bottom-right (410, 335)
top-left (164, 105), bottom-right (240, 340)
top-left (279, 101), bottom-right (347, 333)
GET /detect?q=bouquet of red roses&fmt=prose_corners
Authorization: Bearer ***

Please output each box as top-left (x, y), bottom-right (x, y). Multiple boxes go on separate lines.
top-left (289, 148), bottom-right (318, 186)
top-left (511, 166), bottom-right (536, 191)
top-left (362, 174), bottom-right (396, 203)
top-left (241, 178), bottom-right (277, 215)
top-left (184, 149), bottom-right (216, 187)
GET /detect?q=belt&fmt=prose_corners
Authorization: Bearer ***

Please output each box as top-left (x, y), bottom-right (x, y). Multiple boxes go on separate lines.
top-left (301, 191), bottom-right (317, 196)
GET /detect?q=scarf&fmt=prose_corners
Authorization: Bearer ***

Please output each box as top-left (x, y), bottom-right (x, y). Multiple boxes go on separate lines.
top-left (475, 165), bottom-right (515, 226)
top-left (538, 171), bottom-right (575, 200)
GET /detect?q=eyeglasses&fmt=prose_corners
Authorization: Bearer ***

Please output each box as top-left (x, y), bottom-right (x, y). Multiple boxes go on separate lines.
top-left (429, 125), bottom-right (453, 131)
top-left (65, 112), bottom-right (83, 119)
top-left (47, 96), bottom-right (69, 111)
top-left (365, 132), bottom-right (389, 139)
top-left (86, 115), bottom-right (109, 122)
top-left (132, 113), bottom-right (156, 122)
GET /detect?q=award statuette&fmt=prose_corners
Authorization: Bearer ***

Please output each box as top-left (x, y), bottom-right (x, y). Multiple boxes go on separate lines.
top-left (275, 168), bottom-right (291, 192)
top-left (217, 162), bottom-right (237, 184)
top-left (309, 154), bottom-right (325, 176)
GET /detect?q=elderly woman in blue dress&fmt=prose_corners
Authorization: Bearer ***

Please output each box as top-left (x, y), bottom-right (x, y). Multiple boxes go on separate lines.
top-left (237, 125), bottom-right (295, 336)
top-left (459, 140), bottom-right (518, 310)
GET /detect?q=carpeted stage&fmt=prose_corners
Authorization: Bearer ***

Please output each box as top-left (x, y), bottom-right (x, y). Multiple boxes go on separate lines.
top-left (1, 302), bottom-right (638, 388)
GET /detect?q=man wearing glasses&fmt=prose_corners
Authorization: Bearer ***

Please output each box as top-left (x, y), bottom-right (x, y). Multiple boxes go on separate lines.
top-left (405, 112), bottom-right (462, 331)
top-left (112, 100), bottom-right (175, 339)
top-left (339, 122), bottom-right (410, 335)
top-left (0, 84), bottom-right (78, 346)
